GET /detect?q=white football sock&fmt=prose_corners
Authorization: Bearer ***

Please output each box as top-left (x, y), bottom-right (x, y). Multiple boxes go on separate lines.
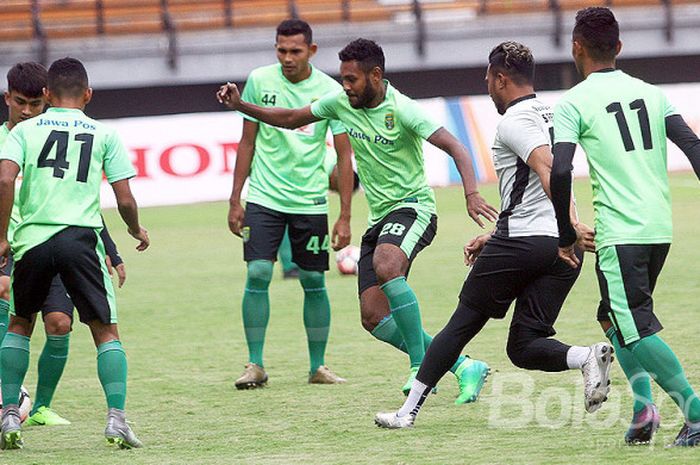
top-left (566, 346), bottom-right (591, 369)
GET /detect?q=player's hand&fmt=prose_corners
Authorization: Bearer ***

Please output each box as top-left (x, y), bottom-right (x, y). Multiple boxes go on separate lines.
top-left (574, 222), bottom-right (596, 253)
top-left (466, 192), bottom-right (499, 229)
top-left (0, 239), bottom-right (9, 268)
top-left (228, 203), bottom-right (245, 237)
top-left (217, 82), bottom-right (241, 110)
top-left (115, 264), bottom-right (127, 288)
top-left (128, 226), bottom-right (150, 251)
top-left (464, 233), bottom-right (491, 266)
top-left (558, 244), bottom-right (580, 269)
top-left (331, 217), bottom-right (351, 251)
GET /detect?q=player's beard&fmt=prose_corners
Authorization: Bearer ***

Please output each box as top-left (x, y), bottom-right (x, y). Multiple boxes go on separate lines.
top-left (351, 83), bottom-right (377, 109)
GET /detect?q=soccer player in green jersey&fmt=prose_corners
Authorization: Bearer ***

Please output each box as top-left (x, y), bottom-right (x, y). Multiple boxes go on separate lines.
top-left (228, 20), bottom-right (354, 388)
top-left (551, 7), bottom-right (700, 447)
top-left (0, 57), bottom-right (149, 450)
top-left (1, 63), bottom-right (129, 428)
top-left (218, 38), bottom-right (498, 398)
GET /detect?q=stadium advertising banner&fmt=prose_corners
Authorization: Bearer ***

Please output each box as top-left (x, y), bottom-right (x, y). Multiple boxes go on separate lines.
top-left (100, 83), bottom-right (700, 208)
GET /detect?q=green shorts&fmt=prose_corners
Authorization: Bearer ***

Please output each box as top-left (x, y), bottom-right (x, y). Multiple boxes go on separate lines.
top-left (595, 243), bottom-right (668, 346)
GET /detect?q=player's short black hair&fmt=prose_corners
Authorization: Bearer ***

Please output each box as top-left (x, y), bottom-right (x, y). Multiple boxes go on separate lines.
top-left (47, 57), bottom-right (89, 98)
top-left (6, 62), bottom-right (47, 98)
top-left (338, 38), bottom-right (385, 75)
top-left (488, 41), bottom-right (535, 85)
top-left (276, 19), bottom-right (312, 45)
top-left (573, 7), bottom-right (619, 61)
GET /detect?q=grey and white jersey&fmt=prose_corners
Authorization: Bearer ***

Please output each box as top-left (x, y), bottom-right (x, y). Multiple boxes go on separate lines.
top-left (492, 95), bottom-right (559, 238)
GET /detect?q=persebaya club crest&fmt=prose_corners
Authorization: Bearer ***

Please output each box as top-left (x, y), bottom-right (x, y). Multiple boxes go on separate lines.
top-left (385, 113), bottom-right (395, 130)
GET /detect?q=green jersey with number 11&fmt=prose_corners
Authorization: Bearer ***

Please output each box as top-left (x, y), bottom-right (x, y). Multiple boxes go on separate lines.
top-left (0, 108), bottom-right (135, 260)
top-left (554, 69), bottom-right (676, 248)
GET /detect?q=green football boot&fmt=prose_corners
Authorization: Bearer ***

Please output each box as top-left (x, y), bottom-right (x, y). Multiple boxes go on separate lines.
top-left (454, 358), bottom-right (490, 404)
top-left (25, 406), bottom-right (71, 426)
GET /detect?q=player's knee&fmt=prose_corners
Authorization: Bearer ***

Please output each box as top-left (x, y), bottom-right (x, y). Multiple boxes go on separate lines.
top-left (45, 315), bottom-right (72, 336)
top-left (506, 329), bottom-right (536, 370)
top-left (373, 259), bottom-right (403, 284)
top-left (246, 260), bottom-right (273, 288)
top-left (298, 269), bottom-right (325, 292)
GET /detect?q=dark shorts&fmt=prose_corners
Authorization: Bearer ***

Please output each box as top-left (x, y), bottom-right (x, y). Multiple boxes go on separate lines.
top-left (595, 244), bottom-right (668, 347)
top-left (358, 208), bottom-right (438, 295)
top-left (12, 226), bottom-right (116, 325)
top-left (2, 254), bottom-right (74, 318)
top-left (243, 203), bottom-right (329, 272)
top-left (459, 235), bottom-right (582, 336)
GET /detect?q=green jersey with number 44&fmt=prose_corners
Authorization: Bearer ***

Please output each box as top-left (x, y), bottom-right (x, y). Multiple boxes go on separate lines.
top-left (311, 81), bottom-right (440, 225)
top-left (554, 70), bottom-right (676, 248)
top-left (0, 108), bottom-right (135, 259)
top-left (241, 64), bottom-right (345, 215)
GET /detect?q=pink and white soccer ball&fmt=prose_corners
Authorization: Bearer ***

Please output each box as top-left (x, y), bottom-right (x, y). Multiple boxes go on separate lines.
top-left (335, 245), bottom-right (360, 275)
top-left (0, 385), bottom-right (32, 423)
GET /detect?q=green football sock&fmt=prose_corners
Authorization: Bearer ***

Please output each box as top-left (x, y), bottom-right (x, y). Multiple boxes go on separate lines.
top-left (629, 333), bottom-right (700, 423)
top-left (605, 327), bottom-right (653, 413)
top-left (0, 333), bottom-right (30, 406)
top-left (0, 299), bottom-right (9, 377)
top-left (299, 270), bottom-right (330, 374)
top-left (242, 260), bottom-right (273, 367)
top-left (380, 277), bottom-right (425, 368)
top-left (32, 333), bottom-right (70, 414)
top-left (278, 227), bottom-right (298, 274)
top-left (96, 340), bottom-right (127, 410)
top-left (0, 300), bottom-right (9, 344)
top-left (370, 315), bottom-right (466, 373)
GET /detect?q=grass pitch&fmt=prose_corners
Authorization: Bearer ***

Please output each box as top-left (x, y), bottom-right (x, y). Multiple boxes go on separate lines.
top-left (2, 173), bottom-right (698, 465)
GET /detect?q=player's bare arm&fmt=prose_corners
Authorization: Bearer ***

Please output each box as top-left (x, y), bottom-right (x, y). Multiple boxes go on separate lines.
top-left (550, 142), bottom-right (580, 268)
top-left (426, 127), bottom-right (498, 228)
top-left (217, 82), bottom-right (319, 129)
top-left (331, 132), bottom-right (353, 250)
top-left (0, 160), bottom-right (20, 261)
top-left (111, 179), bottom-right (149, 251)
top-left (528, 145), bottom-right (595, 253)
top-left (228, 119), bottom-right (258, 237)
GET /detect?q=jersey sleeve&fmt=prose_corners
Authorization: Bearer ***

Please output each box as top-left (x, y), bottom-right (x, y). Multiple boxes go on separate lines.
top-left (498, 113), bottom-right (550, 163)
top-left (0, 126), bottom-right (26, 168)
top-left (400, 97), bottom-right (441, 140)
top-left (103, 129), bottom-right (136, 184)
top-left (554, 98), bottom-right (582, 145)
top-left (661, 91), bottom-right (677, 118)
top-left (240, 75), bottom-right (259, 123)
top-left (310, 91), bottom-right (340, 121)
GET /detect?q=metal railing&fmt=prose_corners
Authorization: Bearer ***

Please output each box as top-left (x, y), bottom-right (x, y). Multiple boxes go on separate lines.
top-left (20, 0), bottom-right (682, 67)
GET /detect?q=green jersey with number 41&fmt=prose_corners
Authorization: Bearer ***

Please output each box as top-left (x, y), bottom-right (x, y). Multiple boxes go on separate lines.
top-left (241, 64), bottom-right (346, 215)
top-left (0, 108), bottom-right (136, 260)
top-left (554, 70), bottom-right (676, 248)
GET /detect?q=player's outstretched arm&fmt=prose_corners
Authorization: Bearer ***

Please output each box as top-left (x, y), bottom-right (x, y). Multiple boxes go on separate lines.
top-left (217, 82), bottom-right (319, 129)
top-left (331, 133), bottom-right (353, 251)
top-left (0, 160), bottom-right (19, 260)
top-left (550, 142), bottom-right (580, 267)
top-left (666, 114), bottom-right (700, 180)
top-left (228, 120), bottom-right (258, 237)
top-left (427, 128), bottom-right (498, 228)
top-left (111, 179), bottom-right (149, 252)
